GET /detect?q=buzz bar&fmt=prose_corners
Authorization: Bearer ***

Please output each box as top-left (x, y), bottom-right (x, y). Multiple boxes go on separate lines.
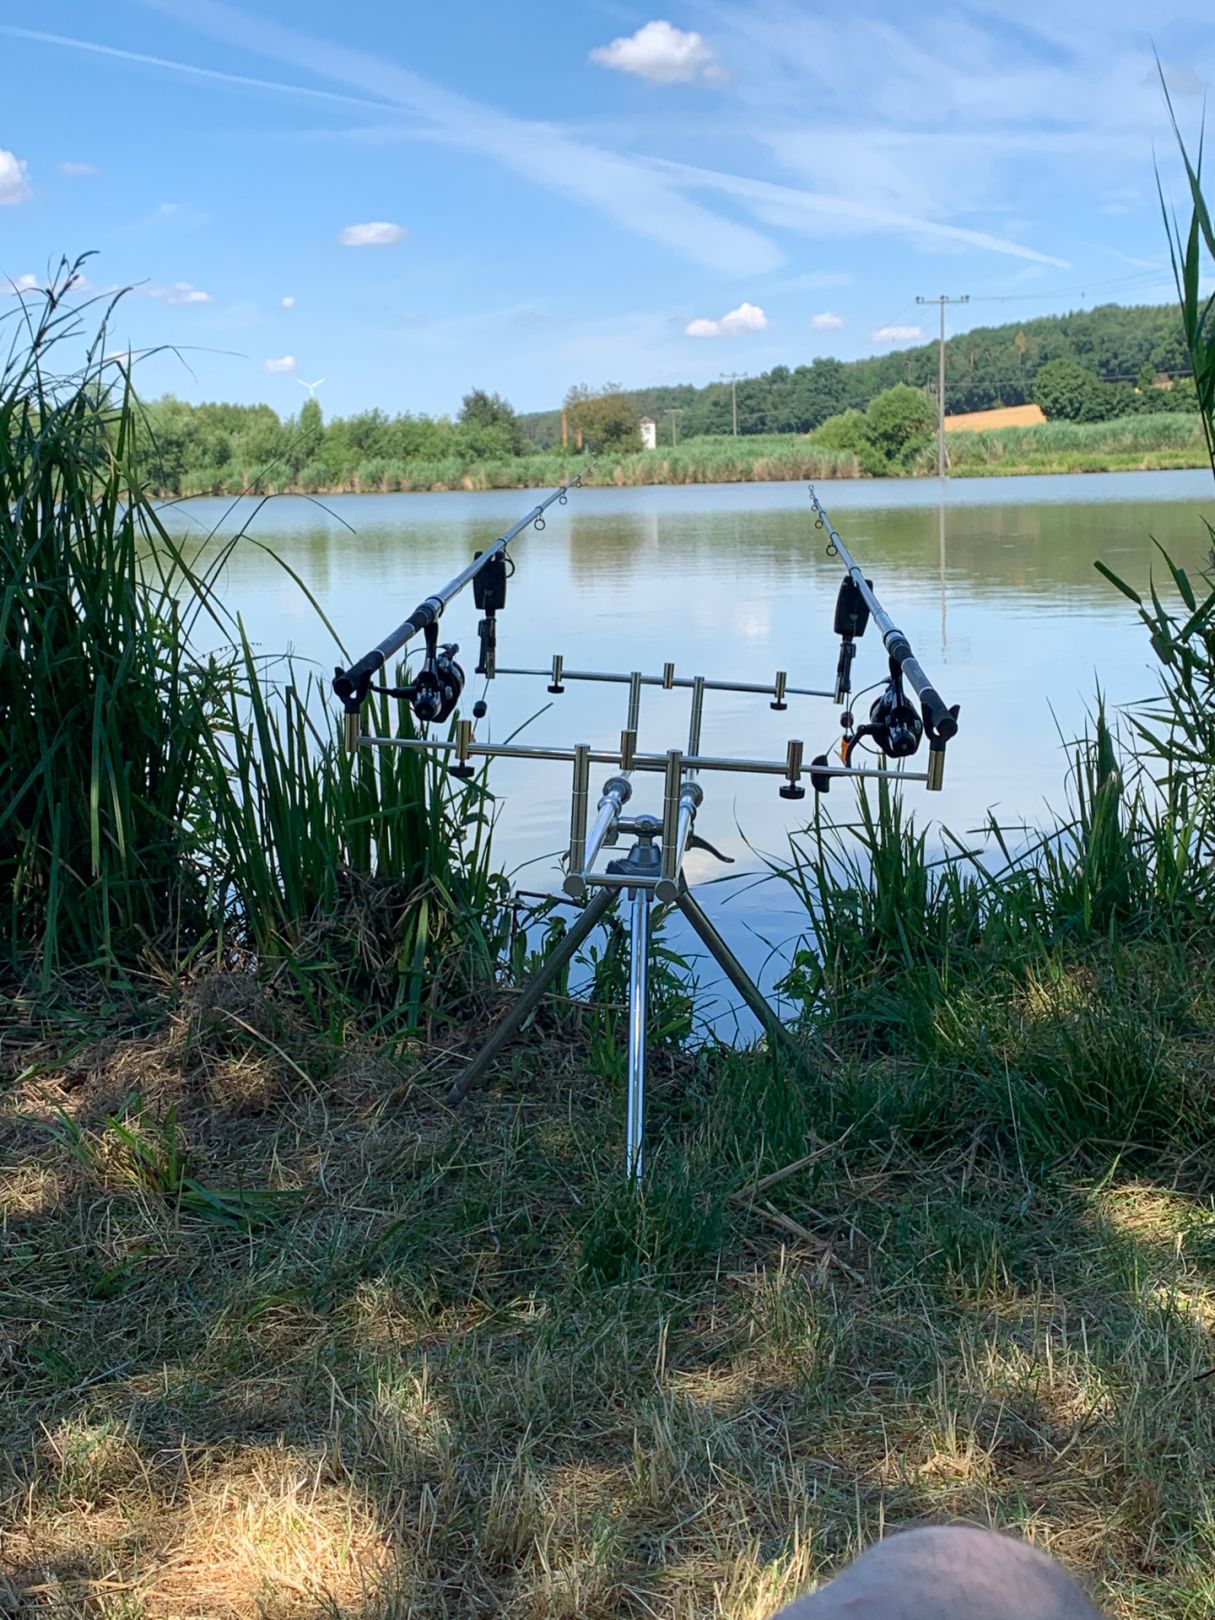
top-left (495, 665), bottom-right (833, 701)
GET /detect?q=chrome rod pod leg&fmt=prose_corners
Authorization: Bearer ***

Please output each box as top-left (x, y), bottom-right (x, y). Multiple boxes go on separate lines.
top-left (448, 888), bottom-right (616, 1102)
top-left (626, 885), bottom-right (651, 1184)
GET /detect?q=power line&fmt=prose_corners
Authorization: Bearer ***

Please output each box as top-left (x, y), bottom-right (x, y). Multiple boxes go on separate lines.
top-left (666, 407), bottom-right (683, 446)
top-left (916, 294), bottom-right (969, 479)
top-left (966, 269), bottom-right (1174, 305)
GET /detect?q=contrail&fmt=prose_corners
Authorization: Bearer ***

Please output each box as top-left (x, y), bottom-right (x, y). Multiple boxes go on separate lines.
top-left (0, 24), bottom-right (403, 114)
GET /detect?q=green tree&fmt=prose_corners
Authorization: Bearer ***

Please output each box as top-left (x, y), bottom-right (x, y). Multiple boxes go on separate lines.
top-left (564, 383), bottom-right (640, 454)
top-left (811, 408), bottom-right (887, 475)
top-left (865, 384), bottom-right (936, 465)
top-left (812, 409), bottom-right (871, 455)
top-left (298, 397), bottom-right (323, 454)
top-left (458, 388), bottom-right (525, 457)
top-left (1033, 357), bottom-right (1109, 422)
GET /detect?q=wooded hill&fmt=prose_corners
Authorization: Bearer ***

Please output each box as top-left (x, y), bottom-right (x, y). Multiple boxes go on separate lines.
top-left (520, 302), bottom-right (1191, 446)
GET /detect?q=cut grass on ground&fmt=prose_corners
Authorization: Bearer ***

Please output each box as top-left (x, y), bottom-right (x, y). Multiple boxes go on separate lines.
top-left (5, 937), bottom-right (1215, 1620)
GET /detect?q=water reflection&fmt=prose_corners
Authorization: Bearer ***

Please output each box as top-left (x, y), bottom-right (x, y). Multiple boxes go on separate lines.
top-left (938, 484), bottom-right (948, 652)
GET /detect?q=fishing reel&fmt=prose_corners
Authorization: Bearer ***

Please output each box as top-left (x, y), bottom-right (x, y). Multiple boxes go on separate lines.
top-left (810, 657), bottom-right (924, 792)
top-left (843, 658), bottom-right (923, 766)
top-left (376, 620), bottom-right (466, 726)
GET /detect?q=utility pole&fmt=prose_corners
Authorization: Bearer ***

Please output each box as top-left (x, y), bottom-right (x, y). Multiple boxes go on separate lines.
top-left (666, 407), bottom-right (682, 446)
top-left (915, 294), bottom-right (969, 478)
top-left (720, 372), bottom-right (744, 437)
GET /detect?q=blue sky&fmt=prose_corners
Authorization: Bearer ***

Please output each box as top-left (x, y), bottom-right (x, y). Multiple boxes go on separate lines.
top-left (1, 0), bottom-right (1209, 418)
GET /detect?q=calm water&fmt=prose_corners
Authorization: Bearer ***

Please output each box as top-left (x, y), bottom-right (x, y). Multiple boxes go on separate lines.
top-left (168, 470), bottom-right (1214, 1030)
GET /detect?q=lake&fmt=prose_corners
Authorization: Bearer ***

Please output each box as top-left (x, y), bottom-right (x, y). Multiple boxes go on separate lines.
top-left (168, 469), bottom-right (1214, 1031)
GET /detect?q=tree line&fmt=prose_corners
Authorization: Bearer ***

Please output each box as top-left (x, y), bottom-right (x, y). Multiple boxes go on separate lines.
top-left (138, 301), bottom-right (1198, 492)
top-left (523, 301), bottom-right (1196, 444)
top-left (142, 388), bottom-right (528, 494)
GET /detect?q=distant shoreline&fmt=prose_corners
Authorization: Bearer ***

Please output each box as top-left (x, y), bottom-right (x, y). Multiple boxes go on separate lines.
top-left (151, 413), bottom-right (1209, 500)
top-left (158, 449), bottom-right (1211, 500)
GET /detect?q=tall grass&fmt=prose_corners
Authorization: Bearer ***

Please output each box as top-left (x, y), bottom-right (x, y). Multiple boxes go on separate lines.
top-left (1, 263), bottom-right (508, 1025)
top-left (770, 706), bottom-right (1214, 1165)
top-left (0, 262), bottom-right (233, 977)
top-left (171, 438), bottom-right (862, 496)
top-left (770, 112), bottom-right (1215, 1163)
top-left (945, 410), bottom-right (1206, 471)
top-left (206, 643), bottom-right (509, 1028)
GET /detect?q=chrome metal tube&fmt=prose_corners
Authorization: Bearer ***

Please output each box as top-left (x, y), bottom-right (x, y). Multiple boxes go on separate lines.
top-left (687, 676), bottom-right (706, 757)
top-left (655, 781), bottom-right (704, 902)
top-left (660, 751), bottom-right (683, 887)
top-left (626, 887), bottom-right (651, 1183)
top-left (627, 671), bottom-right (643, 732)
top-left (448, 887), bottom-right (616, 1101)
top-left (675, 885), bottom-right (805, 1066)
top-left (565, 773), bottom-right (632, 899)
top-left (568, 745), bottom-right (591, 879)
top-left (357, 734), bottom-right (929, 782)
top-left (494, 666), bottom-right (833, 700)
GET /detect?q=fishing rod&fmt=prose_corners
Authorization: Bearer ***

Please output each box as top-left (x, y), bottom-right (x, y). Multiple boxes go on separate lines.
top-left (328, 473), bottom-right (964, 1184)
top-left (809, 485), bottom-right (959, 791)
top-left (332, 466), bottom-right (594, 725)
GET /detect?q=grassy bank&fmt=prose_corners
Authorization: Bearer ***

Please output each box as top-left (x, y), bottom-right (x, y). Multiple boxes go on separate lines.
top-left (7, 735), bottom-right (1215, 1616)
top-left (163, 414), bottom-right (1210, 497)
top-left (2, 931), bottom-right (1214, 1619)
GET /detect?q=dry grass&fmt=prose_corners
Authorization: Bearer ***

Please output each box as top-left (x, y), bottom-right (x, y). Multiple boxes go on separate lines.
top-left (945, 404), bottom-right (1047, 432)
top-left (5, 970), bottom-right (1215, 1619)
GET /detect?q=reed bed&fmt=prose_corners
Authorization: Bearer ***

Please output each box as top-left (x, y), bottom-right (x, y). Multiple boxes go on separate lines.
top-left (0, 263), bottom-right (507, 1029)
top-left (167, 416), bottom-right (1207, 498)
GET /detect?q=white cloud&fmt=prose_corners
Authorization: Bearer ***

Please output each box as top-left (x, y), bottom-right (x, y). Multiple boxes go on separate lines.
top-left (810, 310), bottom-right (844, 329)
top-left (685, 300), bottom-right (768, 338)
top-left (0, 148), bottom-right (31, 205)
top-left (722, 301), bottom-right (767, 333)
top-left (59, 160), bottom-right (99, 176)
top-left (281, 294), bottom-right (295, 308)
top-left (339, 220), bottom-right (403, 246)
top-left (263, 354), bottom-right (296, 373)
top-left (589, 20), bottom-right (725, 85)
top-left (146, 281), bottom-right (213, 304)
top-left (871, 324), bottom-right (925, 343)
top-left (5, 272), bottom-right (39, 295)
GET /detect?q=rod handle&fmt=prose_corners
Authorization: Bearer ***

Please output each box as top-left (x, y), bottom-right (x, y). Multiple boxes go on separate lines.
top-left (333, 650), bottom-right (383, 705)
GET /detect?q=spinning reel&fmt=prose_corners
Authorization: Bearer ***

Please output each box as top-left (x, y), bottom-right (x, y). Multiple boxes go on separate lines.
top-left (375, 620), bottom-right (469, 726)
top-left (370, 545), bottom-right (510, 736)
top-left (842, 657), bottom-right (923, 766)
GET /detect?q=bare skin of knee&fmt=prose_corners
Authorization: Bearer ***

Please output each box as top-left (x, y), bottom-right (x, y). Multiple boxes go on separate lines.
top-left (773, 1526), bottom-right (1106, 1620)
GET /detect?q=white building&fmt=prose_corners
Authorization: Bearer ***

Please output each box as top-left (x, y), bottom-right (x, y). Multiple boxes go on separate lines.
top-left (639, 415), bottom-right (657, 450)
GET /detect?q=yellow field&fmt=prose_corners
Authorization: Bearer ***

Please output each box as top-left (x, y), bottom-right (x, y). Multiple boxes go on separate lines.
top-left (944, 403), bottom-right (1046, 432)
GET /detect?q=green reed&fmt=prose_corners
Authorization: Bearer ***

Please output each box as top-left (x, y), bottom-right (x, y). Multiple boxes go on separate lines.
top-left (0, 259), bottom-right (236, 978)
top-left (1, 262), bottom-right (508, 1023)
